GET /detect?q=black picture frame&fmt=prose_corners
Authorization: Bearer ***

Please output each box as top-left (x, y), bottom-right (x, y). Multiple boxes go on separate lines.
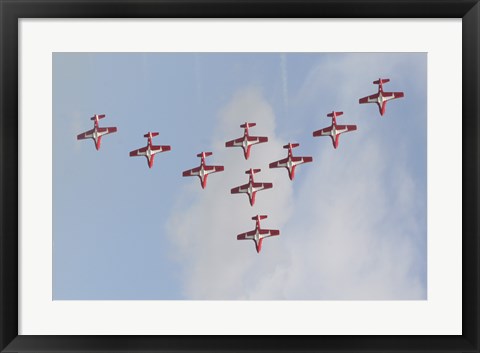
top-left (1, 1), bottom-right (478, 352)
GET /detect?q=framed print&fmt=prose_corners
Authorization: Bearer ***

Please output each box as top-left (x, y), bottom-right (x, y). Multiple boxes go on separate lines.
top-left (1, 0), bottom-right (478, 352)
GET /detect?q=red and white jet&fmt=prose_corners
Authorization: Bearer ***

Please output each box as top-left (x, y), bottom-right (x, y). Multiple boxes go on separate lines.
top-left (225, 122), bottom-right (268, 159)
top-left (269, 143), bottom-right (313, 180)
top-left (237, 215), bottom-right (280, 253)
top-left (182, 152), bottom-right (225, 189)
top-left (231, 168), bottom-right (273, 206)
top-left (129, 132), bottom-right (171, 169)
top-left (313, 111), bottom-right (357, 149)
top-left (76, 114), bottom-right (117, 150)
top-left (359, 78), bottom-right (405, 116)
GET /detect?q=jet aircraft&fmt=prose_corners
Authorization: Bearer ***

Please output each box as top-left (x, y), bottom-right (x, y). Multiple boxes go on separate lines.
top-left (231, 168), bottom-right (273, 206)
top-left (129, 132), bottom-right (171, 169)
top-left (225, 122), bottom-right (268, 159)
top-left (269, 143), bottom-right (313, 180)
top-left (182, 152), bottom-right (224, 189)
top-left (359, 78), bottom-right (404, 116)
top-left (237, 215), bottom-right (280, 253)
top-left (313, 111), bottom-right (357, 149)
top-left (77, 114), bottom-right (117, 150)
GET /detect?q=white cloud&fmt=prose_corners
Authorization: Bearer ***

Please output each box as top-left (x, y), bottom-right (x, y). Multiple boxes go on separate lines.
top-left (262, 137), bottom-right (425, 299)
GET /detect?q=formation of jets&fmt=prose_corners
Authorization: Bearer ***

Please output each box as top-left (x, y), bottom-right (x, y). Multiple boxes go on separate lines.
top-left (77, 78), bottom-right (404, 254)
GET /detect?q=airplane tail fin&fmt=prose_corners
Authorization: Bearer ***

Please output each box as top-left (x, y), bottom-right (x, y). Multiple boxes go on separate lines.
top-left (283, 143), bottom-right (299, 149)
top-left (246, 168), bottom-right (261, 175)
top-left (197, 152), bottom-right (213, 158)
top-left (373, 78), bottom-right (390, 85)
top-left (144, 132), bottom-right (159, 138)
top-left (90, 114), bottom-right (106, 120)
top-left (252, 215), bottom-right (268, 221)
top-left (327, 111), bottom-right (343, 118)
top-left (240, 122), bottom-right (256, 129)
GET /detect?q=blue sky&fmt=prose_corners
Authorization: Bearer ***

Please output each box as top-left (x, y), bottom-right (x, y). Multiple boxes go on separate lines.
top-left (53, 52), bottom-right (426, 300)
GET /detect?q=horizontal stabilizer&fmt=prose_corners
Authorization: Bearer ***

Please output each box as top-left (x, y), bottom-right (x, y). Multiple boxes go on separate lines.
top-left (246, 168), bottom-right (261, 175)
top-left (327, 111), bottom-right (343, 118)
top-left (252, 215), bottom-right (268, 221)
top-left (240, 122), bottom-right (256, 129)
top-left (197, 152), bottom-right (213, 158)
top-left (373, 78), bottom-right (390, 85)
top-left (283, 143), bottom-right (299, 149)
top-left (90, 114), bottom-right (106, 120)
top-left (144, 132), bottom-right (159, 138)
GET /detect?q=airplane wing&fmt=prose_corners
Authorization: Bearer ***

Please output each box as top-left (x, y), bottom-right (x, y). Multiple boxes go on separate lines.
top-left (225, 137), bottom-right (245, 147)
top-left (97, 127), bottom-right (117, 135)
top-left (313, 126), bottom-right (332, 137)
top-left (335, 124), bottom-right (357, 135)
top-left (231, 183), bottom-right (250, 194)
top-left (291, 156), bottom-right (313, 165)
top-left (359, 93), bottom-right (379, 104)
top-left (150, 145), bottom-right (171, 155)
top-left (237, 229), bottom-right (257, 240)
top-left (129, 146), bottom-right (148, 157)
top-left (269, 157), bottom-right (289, 169)
top-left (259, 229), bottom-right (280, 239)
top-left (182, 166), bottom-right (201, 177)
top-left (383, 91), bottom-right (405, 101)
top-left (204, 165), bottom-right (224, 175)
top-left (252, 182), bottom-right (273, 192)
top-left (247, 135), bottom-right (268, 145)
top-left (77, 128), bottom-right (95, 140)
